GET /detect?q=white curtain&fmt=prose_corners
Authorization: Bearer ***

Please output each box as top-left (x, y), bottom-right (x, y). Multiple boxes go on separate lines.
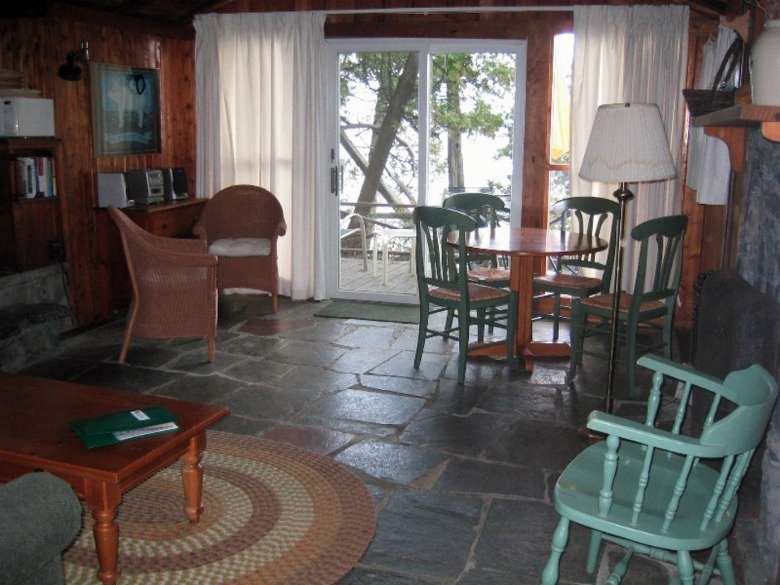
top-left (686, 25), bottom-right (737, 205)
top-left (571, 5), bottom-right (689, 288)
top-left (194, 12), bottom-right (327, 300)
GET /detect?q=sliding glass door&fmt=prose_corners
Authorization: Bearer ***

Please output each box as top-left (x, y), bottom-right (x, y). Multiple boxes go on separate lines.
top-left (325, 39), bottom-right (526, 302)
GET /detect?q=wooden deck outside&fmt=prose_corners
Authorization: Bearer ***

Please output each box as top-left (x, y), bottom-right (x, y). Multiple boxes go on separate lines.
top-left (340, 255), bottom-right (417, 295)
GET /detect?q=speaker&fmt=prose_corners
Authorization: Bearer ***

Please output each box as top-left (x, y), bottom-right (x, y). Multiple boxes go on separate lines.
top-left (160, 168), bottom-right (188, 201)
top-left (97, 172), bottom-right (130, 208)
top-left (172, 167), bottom-right (188, 199)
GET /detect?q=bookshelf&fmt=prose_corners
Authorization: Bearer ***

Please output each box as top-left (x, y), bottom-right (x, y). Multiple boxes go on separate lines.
top-left (0, 138), bottom-right (63, 272)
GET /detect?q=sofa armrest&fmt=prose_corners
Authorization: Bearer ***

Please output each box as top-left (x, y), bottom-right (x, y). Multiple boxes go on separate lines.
top-left (0, 473), bottom-right (81, 585)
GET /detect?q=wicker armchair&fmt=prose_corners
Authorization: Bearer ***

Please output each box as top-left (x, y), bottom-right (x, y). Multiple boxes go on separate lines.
top-left (109, 207), bottom-right (218, 364)
top-left (193, 185), bottom-right (287, 312)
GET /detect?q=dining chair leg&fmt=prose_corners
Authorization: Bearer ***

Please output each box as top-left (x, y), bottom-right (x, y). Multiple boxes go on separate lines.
top-left (568, 301), bottom-right (585, 379)
top-left (552, 293), bottom-right (561, 341)
top-left (586, 530), bottom-right (602, 574)
top-left (625, 319), bottom-right (638, 398)
top-left (477, 308), bottom-right (486, 343)
top-left (445, 309), bottom-right (455, 337)
top-left (414, 300), bottom-right (429, 370)
top-left (662, 309), bottom-right (674, 359)
top-left (716, 539), bottom-right (737, 585)
top-left (677, 551), bottom-right (694, 585)
top-left (506, 292), bottom-right (518, 364)
top-left (541, 517), bottom-right (570, 585)
top-left (457, 301), bottom-right (470, 385)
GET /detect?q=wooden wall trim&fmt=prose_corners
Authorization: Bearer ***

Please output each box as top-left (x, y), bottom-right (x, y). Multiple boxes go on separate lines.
top-left (0, 15), bottom-right (195, 325)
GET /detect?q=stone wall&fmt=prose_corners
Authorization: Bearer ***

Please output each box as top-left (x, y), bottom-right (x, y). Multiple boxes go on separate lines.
top-left (0, 264), bottom-right (73, 372)
top-left (738, 128), bottom-right (780, 584)
top-left (738, 129), bottom-right (780, 303)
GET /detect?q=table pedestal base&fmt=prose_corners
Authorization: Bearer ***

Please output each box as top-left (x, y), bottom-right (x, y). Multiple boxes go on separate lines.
top-left (467, 340), bottom-right (571, 369)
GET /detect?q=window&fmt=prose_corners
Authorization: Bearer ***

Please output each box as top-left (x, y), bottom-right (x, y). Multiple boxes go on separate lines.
top-left (547, 33), bottom-right (574, 226)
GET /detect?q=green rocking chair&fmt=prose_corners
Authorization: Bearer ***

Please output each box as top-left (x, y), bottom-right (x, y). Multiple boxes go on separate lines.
top-left (541, 354), bottom-right (778, 585)
top-left (413, 206), bottom-right (517, 385)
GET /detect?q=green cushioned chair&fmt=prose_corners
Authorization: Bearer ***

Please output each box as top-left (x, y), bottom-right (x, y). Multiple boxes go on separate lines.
top-left (0, 472), bottom-right (82, 585)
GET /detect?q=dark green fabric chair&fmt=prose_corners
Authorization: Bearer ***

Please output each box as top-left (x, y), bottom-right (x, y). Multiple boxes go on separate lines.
top-left (533, 196), bottom-right (620, 341)
top-left (0, 472), bottom-right (82, 585)
top-left (541, 354), bottom-right (778, 585)
top-left (569, 214), bottom-right (688, 398)
top-left (442, 193), bottom-right (510, 341)
top-left (413, 206), bottom-right (517, 385)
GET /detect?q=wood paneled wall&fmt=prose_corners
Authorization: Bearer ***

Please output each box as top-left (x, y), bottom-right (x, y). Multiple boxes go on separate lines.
top-left (0, 4), bottom-right (195, 324)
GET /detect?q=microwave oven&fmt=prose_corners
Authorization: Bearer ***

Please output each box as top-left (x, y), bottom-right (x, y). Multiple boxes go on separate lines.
top-left (1, 97), bottom-right (56, 137)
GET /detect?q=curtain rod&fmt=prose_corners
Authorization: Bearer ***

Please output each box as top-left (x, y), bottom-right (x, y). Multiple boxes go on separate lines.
top-left (322, 6), bottom-right (574, 15)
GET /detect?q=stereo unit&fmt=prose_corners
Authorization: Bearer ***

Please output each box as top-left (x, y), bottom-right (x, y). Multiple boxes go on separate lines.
top-left (97, 172), bottom-right (132, 208)
top-left (124, 169), bottom-right (164, 205)
top-left (160, 167), bottom-right (189, 201)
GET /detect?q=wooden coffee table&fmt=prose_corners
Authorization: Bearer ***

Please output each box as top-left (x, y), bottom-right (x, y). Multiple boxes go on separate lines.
top-left (0, 374), bottom-right (229, 585)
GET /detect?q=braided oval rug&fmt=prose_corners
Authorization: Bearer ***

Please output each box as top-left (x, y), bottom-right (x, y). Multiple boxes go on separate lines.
top-left (64, 431), bottom-right (376, 585)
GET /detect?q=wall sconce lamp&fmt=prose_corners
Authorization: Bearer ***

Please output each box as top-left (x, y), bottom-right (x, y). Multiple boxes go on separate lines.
top-left (58, 41), bottom-right (90, 81)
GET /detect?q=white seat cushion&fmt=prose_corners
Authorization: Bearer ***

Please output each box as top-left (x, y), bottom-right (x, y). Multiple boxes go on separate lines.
top-left (208, 238), bottom-right (271, 257)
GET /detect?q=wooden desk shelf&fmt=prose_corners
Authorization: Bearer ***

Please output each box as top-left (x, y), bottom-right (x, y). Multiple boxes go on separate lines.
top-left (693, 104), bottom-right (780, 138)
top-left (691, 105), bottom-right (780, 173)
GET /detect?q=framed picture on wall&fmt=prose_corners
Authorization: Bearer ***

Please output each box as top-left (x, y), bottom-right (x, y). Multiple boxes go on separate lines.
top-left (91, 63), bottom-right (161, 156)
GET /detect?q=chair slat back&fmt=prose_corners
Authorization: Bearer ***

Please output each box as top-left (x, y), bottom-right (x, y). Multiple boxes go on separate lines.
top-left (602, 356), bottom-right (777, 532)
top-left (414, 206), bottom-right (476, 297)
top-left (548, 197), bottom-right (620, 291)
top-left (630, 214), bottom-right (687, 309)
top-left (443, 193), bottom-right (506, 267)
top-left (443, 192), bottom-right (505, 228)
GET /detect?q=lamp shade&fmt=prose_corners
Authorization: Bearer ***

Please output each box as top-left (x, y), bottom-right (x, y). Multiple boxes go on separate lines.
top-left (579, 103), bottom-right (676, 183)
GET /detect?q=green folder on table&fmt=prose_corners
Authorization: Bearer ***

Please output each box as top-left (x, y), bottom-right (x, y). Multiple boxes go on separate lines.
top-left (71, 406), bottom-right (179, 449)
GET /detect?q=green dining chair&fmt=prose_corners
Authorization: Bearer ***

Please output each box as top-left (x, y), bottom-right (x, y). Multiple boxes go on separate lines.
top-left (442, 193), bottom-right (511, 341)
top-left (569, 214), bottom-right (688, 398)
top-left (541, 354), bottom-right (778, 585)
top-left (533, 196), bottom-right (620, 341)
top-left (413, 206), bottom-right (517, 385)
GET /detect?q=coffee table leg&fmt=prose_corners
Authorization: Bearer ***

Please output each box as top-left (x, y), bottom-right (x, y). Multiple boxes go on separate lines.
top-left (86, 483), bottom-right (121, 585)
top-left (182, 433), bottom-right (205, 523)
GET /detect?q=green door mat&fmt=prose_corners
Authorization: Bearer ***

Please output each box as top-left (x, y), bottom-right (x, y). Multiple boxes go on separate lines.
top-left (314, 300), bottom-right (419, 324)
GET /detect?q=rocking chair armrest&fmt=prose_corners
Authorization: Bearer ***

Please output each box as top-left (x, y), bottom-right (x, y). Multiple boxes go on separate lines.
top-left (637, 354), bottom-right (725, 395)
top-left (587, 412), bottom-right (719, 458)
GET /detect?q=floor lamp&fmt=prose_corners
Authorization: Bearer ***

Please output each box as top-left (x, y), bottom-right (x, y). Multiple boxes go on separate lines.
top-left (578, 103), bottom-right (676, 414)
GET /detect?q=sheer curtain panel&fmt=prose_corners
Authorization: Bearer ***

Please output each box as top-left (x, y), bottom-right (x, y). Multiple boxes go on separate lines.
top-left (571, 5), bottom-right (689, 288)
top-left (194, 12), bottom-right (327, 300)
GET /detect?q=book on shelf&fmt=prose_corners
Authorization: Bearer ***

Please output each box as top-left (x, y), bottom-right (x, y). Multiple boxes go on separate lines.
top-left (70, 406), bottom-right (180, 449)
top-left (10, 156), bottom-right (56, 199)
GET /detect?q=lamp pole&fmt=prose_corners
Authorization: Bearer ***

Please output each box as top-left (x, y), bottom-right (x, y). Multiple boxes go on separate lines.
top-left (604, 182), bottom-right (633, 414)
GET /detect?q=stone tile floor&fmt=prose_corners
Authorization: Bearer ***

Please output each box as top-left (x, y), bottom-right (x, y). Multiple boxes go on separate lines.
top-left (15, 296), bottom-right (761, 585)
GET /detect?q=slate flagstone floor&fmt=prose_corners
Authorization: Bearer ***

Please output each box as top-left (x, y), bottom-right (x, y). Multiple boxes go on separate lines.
top-left (16, 296), bottom-right (761, 585)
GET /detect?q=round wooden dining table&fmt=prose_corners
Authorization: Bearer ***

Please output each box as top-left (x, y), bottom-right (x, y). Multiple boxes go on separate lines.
top-left (461, 225), bottom-right (608, 368)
